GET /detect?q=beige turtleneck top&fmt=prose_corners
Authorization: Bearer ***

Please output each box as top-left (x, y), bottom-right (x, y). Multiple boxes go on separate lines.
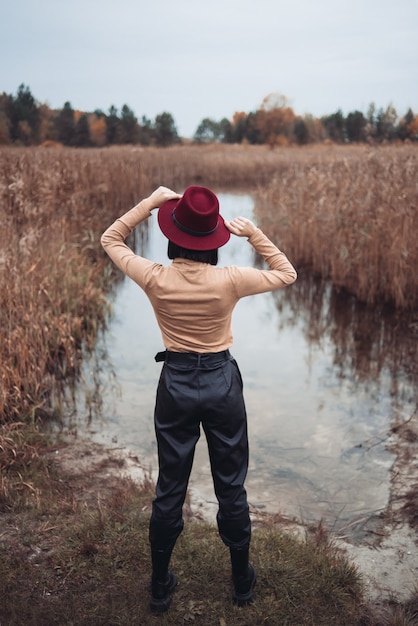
top-left (101, 198), bottom-right (297, 353)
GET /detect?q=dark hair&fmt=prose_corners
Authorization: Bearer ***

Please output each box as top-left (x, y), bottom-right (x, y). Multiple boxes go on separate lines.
top-left (168, 241), bottom-right (218, 265)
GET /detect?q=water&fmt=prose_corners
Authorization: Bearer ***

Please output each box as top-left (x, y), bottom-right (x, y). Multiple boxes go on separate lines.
top-left (75, 192), bottom-right (417, 533)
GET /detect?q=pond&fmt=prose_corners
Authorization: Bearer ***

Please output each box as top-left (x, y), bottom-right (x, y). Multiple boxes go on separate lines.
top-left (74, 192), bottom-right (417, 536)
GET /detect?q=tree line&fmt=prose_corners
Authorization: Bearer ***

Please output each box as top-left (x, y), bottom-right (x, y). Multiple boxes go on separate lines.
top-left (1, 85), bottom-right (417, 148)
top-left (0, 85), bottom-right (180, 148)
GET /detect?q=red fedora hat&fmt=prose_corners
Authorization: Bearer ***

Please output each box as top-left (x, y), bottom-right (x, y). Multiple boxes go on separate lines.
top-left (157, 186), bottom-right (230, 251)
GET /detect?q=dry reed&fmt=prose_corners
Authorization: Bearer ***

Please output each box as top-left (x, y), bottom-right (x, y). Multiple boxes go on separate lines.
top-left (254, 144), bottom-right (418, 309)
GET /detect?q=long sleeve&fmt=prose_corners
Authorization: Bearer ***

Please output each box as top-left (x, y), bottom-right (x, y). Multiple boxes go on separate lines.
top-left (100, 199), bottom-right (154, 275)
top-left (228, 228), bottom-right (297, 298)
top-left (249, 228), bottom-right (297, 283)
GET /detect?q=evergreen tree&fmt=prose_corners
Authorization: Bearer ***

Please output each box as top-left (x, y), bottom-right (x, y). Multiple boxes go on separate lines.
top-left (218, 118), bottom-right (233, 143)
top-left (345, 110), bottom-right (367, 143)
top-left (73, 114), bottom-right (91, 146)
top-left (106, 105), bottom-right (121, 144)
top-left (294, 118), bottom-right (309, 145)
top-left (0, 93), bottom-right (12, 144)
top-left (138, 115), bottom-right (154, 146)
top-left (55, 102), bottom-right (76, 145)
top-left (243, 113), bottom-right (262, 144)
top-left (154, 112), bottom-right (179, 146)
top-left (120, 104), bottom-right (138, 143)
top-left (321, 110), bottom-right (345, 143)
top-left (9, 84), bottom-right (40, 144)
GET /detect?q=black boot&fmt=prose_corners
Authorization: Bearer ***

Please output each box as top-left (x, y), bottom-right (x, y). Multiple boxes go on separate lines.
top-left (230, 546), bottom-right (257, 606)
top-left (150, 548), bottom-right (178, 613)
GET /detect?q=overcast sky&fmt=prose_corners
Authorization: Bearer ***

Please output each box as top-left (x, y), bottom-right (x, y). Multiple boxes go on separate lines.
top-left (2, 0), bottom-right (417, 137)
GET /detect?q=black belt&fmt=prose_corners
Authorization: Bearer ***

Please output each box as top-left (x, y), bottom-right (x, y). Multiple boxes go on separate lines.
top-left (155, 349), bottom-right (232, 366)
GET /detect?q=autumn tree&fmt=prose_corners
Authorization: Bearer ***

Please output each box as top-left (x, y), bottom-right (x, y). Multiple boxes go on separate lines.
top-left (89, 112), bottom-right (107, 146)
top-left (397, 108), bottom-right (415, 141)
top-left (225, 112), bottom-right (249, 143)
top-left (406, 115), bottom-right (418, 140)
top-left (254, 93), bottom-right (296, 145)
top-left (302, 115), bottom-right (325, 143)
top-left (37, 103), bottom-right (57, 143)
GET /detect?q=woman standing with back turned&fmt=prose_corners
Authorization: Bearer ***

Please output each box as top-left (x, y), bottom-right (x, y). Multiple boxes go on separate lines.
top-left (101, 185), bottom-right (297, 614)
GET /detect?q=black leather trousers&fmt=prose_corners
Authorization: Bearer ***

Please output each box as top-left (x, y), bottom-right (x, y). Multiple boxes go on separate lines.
top-left (149, 350), bottom-right (251, 552)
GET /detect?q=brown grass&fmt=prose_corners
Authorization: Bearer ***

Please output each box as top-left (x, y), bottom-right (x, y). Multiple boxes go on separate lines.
top-left (255, 143), bottom-right (418, 309)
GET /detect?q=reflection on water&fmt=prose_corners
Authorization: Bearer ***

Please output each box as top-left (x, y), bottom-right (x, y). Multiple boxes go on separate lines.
top-left (75, 193), bottom-right (417, 535)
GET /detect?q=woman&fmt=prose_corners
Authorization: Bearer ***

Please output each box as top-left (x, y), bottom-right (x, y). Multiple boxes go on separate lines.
top-left (101, 185), bottom-right (297, 613)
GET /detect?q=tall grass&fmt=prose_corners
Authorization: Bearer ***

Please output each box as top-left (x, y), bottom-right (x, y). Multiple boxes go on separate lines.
top-left (1, 149), bottom-right (115, 424)
top-left (255, 144), bottom-right (418, 309)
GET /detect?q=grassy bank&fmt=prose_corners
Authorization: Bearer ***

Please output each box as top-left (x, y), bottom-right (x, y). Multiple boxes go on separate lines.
top-left (2, 435), bottom-right (412, 626)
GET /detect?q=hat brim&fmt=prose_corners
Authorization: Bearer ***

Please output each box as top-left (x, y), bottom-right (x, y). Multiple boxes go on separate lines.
top-left (157, 198), bottom-right (231, 251)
